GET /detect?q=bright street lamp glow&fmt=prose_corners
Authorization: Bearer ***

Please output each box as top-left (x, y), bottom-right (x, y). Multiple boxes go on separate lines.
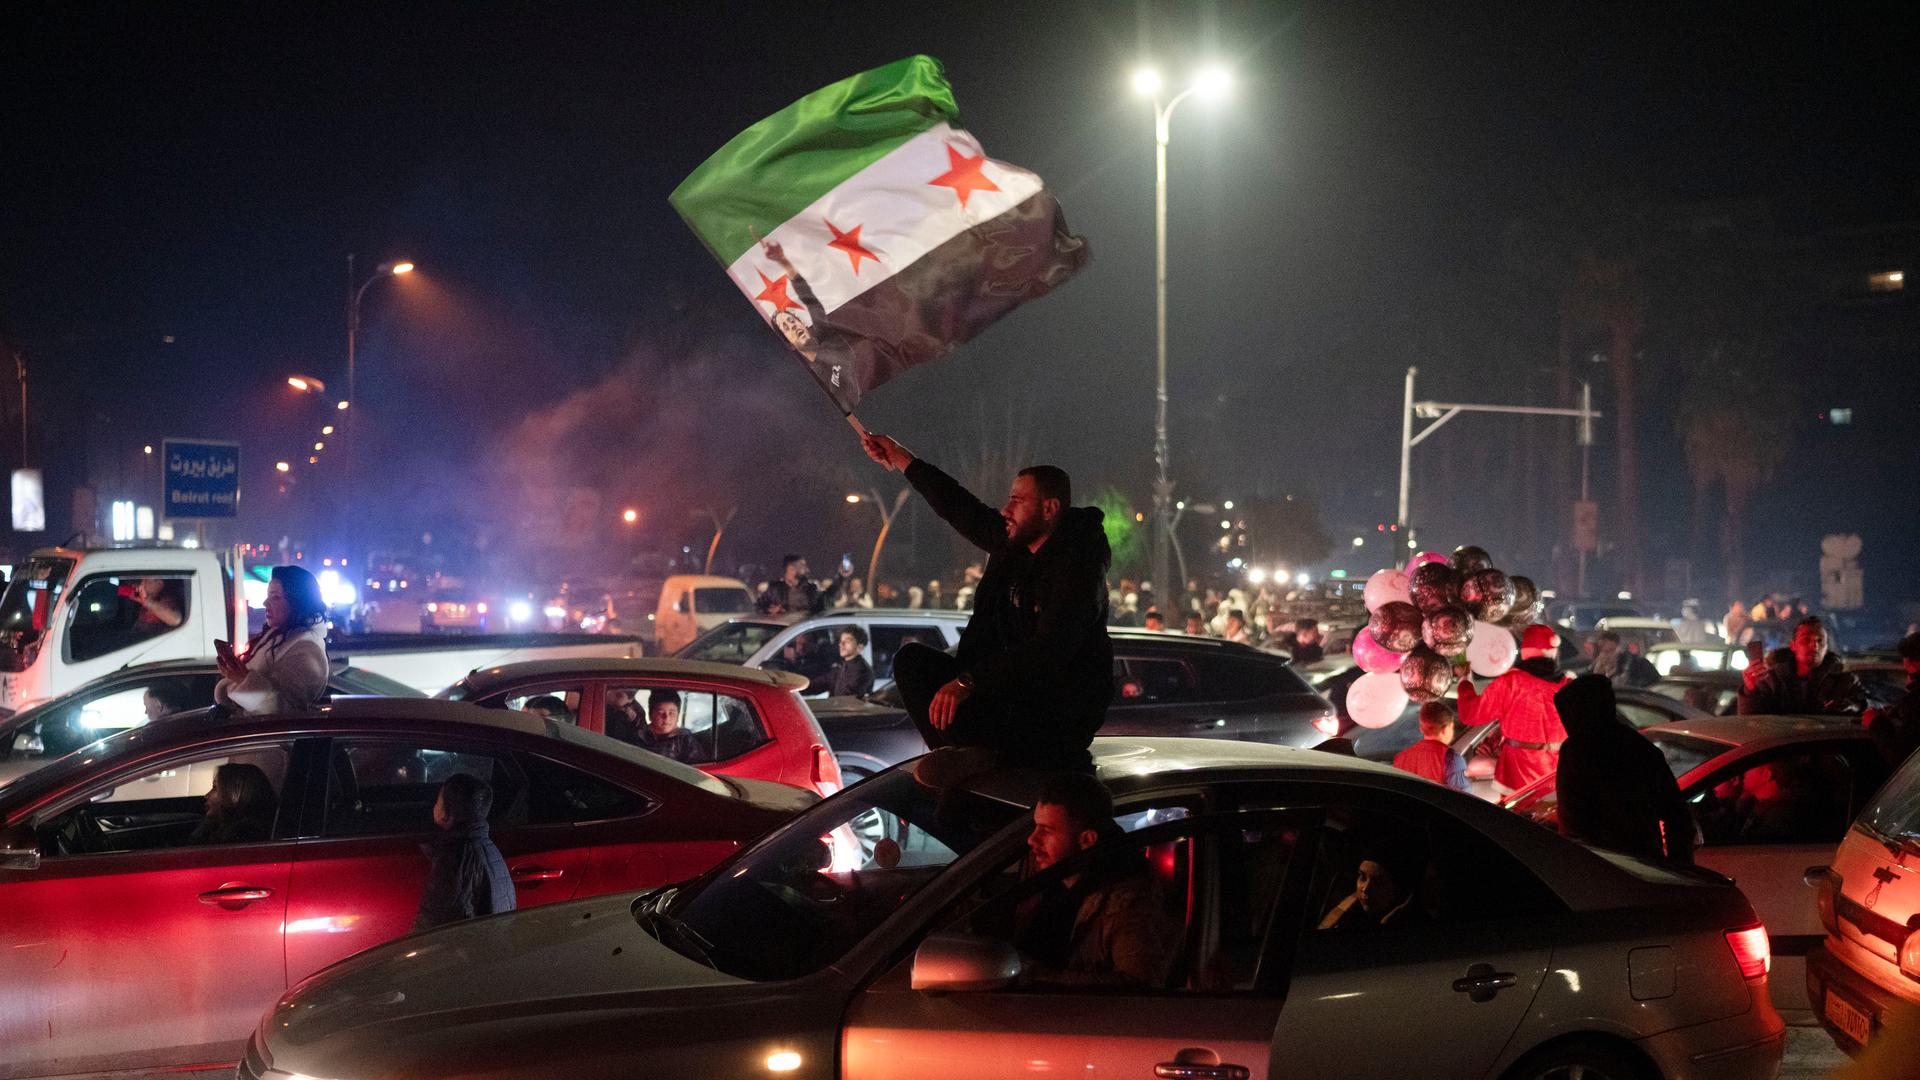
top-left (287, 376), bottom-right (310, 392)
top-left (390, 261), bottom-right (415, 275)
top-left (1352, 536), bottom-right (1366, 547)
top-left (622, 508), bottom-right (639, 524)
top-left (143, 444), bottom-right (153, 455)
top-left (313, 441), bottom-right (325, 451)
top-left (1247, 567), bottom-right (1268, 586)
top-left (845, 493), bottom-right (862, 504)
top-left (321, 425), bottom-right (334, 435)
top-left (1131, 68), bottom-right (1163, 97)
top-left (275, 461), bottom-right (290, 473)
top-left (1192, 64), bottom-right (1232, 99)
top-left (766, 1052), bottom-right (803, 1073)
top-left (336, 400), bottom-right (350, 410)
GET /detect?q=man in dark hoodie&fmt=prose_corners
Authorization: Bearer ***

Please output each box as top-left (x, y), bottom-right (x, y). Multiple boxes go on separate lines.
top-left (1553, 674), bottom-right (1694, 865)
top-left (1738, 615), bottom-right (1867, 717)
top-left (861, 430), bottom-right (1112, 770)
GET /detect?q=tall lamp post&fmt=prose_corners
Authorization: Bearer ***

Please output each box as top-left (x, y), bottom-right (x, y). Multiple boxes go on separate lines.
top-left (1133, 63), bottom-right (1229, 611)
top-left (847, 488), bottom-right (911, 589)
top-left (343, 255), bottom-right (413, 568)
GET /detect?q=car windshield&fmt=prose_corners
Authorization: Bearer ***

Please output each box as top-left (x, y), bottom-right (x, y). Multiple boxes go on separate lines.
top-left (1645, 731), bottom-right (1723, 779)
top-left (1858, 749), bottom-right (1920, 852)
top-left (676, 621), bottom-right (783, 662)
top-left (657, 767), bottom-right (1024, 981)
top-left (0, 555), bottom-right (74, 666)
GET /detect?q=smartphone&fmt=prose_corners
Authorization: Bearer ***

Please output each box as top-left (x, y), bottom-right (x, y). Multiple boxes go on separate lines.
top-left (214, 638), bottom-right (238, 666)
top-left (840, 554), bottom-right (854, 575)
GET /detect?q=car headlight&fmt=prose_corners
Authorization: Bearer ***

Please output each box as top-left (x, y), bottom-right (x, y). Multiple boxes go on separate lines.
top-left (1901, 922), bottom-right (1920, 982)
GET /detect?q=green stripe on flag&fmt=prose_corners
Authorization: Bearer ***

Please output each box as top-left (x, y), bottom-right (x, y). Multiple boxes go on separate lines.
top-left (670, 55), bottom-right (959, 265)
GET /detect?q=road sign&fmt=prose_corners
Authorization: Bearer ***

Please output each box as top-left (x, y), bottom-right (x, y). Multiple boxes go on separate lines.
top-left (1572, 500), bottom-right (1599, 554)
top-left (162, 439), bottom-right (240, 519)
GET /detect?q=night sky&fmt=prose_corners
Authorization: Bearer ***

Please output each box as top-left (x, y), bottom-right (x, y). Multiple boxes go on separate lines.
top-left (5, 2), bottom-right (1917, 605)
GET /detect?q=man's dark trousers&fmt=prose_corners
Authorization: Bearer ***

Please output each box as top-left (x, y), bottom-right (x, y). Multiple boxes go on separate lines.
top-left (894, 642), bottom-right (1086, 768)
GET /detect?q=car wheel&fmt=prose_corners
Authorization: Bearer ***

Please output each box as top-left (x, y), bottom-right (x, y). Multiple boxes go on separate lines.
top-left (1504, 1041), bottom-right (1651, 1080)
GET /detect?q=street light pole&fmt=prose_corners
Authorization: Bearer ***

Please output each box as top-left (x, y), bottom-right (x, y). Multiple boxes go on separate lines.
top-left (851, 488), bottom-right (912, 588)
top-left (342, 254), bottom-right (413, 569)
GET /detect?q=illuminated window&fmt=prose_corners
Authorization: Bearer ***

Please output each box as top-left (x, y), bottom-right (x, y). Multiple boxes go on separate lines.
top-left (1868, 270), bottom-right (1905, 292)
top-left (1828, 408), bottom-right (1853, 425)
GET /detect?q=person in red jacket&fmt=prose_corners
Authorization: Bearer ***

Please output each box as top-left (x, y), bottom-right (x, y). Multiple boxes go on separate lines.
top-left (1457, 624), bottom-right (1568, 795)
top-left (1393, 702), bottom-right (1469, 792)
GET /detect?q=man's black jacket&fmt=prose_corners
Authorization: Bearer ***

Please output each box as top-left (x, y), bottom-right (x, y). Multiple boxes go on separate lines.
top-left (904, 458), bottom-right (1112, 753)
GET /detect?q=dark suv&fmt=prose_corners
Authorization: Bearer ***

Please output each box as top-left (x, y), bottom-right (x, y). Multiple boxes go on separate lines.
top-left (809, 629), bottom-right (1335, 780)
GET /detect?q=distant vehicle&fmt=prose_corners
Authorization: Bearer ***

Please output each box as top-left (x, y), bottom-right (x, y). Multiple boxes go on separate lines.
top-left (0, 699), bottom-right (812, 1079)
top-left (1647, 641), bottom-right (1749, 677)
top-left (421, 589), bottom-right (490, 632)
top-left (653, 574), bottom-right (755, 654)
top-left (1504, 714), bottom-right (1887, 1020)
top-left (676, 609), bottom-right (967, 694)
top-left (809, 630), bottom-right (1334, 781)
top-left (1590, 615), bottom-right (1679, 654)
top-left (242, 737), bottom-right (1785, 1080)
top-left (439, 658), bottom-right (842, 797)
top-left (0, 547), bottom-right (648, 711)
top-left (1807, 746), bottom-right (1920, 1055)
top-left (0, 657), bottom-right (420, 787)
top-left (1552, 600), bottom-right (1645, 632)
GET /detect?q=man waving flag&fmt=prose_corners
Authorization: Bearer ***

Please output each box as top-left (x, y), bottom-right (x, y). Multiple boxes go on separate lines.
top-left (670, 55), bottom-right (1089, 416)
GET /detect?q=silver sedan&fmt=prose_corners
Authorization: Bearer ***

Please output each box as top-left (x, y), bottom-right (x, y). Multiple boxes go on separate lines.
top-left (244, 738), bottom-right (1784, 1080)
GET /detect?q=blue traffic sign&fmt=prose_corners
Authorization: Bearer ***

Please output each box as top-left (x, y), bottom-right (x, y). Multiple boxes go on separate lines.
top-left (162, 439), bottom-right (240, 519)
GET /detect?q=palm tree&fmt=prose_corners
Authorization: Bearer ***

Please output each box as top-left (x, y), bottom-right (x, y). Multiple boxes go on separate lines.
top-left (1676, 347), bottom-right (1792, 602)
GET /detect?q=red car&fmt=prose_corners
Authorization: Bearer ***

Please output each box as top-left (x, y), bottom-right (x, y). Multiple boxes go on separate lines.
top-left (0, 698), bottom-right (811, 1079)
top-left (439, 658), bottom-right (844, 797)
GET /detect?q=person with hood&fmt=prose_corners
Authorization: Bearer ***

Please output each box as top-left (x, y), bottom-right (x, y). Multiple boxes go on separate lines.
top-left (1864, 631), bottom-right (1920, 767)
top-left (1456, 624), bottom-right (1569, 795)
top-left (413, 773), bottom-right (515, 932)
top-left (1553, 675), bottom-right (1694, 865)
top-left (214, 565), bottom-right (330, 715)
top-left (861, 430), bottom-right (1112, 771)
top-left (1737, 615), bottom-right (1867, 716)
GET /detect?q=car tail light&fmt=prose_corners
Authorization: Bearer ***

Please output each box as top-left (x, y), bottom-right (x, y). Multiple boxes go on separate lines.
top-left (1313, 714), bottom-right (1341, 738)
top-left (1724, 925), bottom-right (1770, 980)
top-left (1805, 866), bottom-right (1841, 938)
top-left (812, 745), bottom-right (840, 796)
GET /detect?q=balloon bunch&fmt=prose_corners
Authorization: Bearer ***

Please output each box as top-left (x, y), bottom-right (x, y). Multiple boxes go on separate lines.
top-left (1346, 545), bottom-right (1543, 728)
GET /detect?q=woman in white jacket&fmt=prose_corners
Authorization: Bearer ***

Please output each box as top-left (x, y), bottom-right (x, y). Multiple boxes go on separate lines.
top-left (215, 565), bottom-right (331, 715)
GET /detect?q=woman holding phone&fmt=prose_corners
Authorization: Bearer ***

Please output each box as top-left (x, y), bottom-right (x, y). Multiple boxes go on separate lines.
top-left (214, 565), bottom-right (331, 715)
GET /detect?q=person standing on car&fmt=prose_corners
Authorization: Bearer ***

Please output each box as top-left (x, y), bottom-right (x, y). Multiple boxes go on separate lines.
top-left (1457, 624), bottom-right (1569, 796)
top-left (413, 773), bottom-right (515, 932)
top-left (861, 431), bottom-right (1112, 773)
top-left (214, 565), bottom-right (330, 715)
top-left (1393, 701), bottom-right (1469, 792)
top-left (1864, 632), bottom-right (1920, 767)
top-left (1553, 675), bottom-right (1694, 865)
top-left (1737, 615), bottom-right (1867, 716)
top-left (757, 555), bottom-right (823, 616)
top-left (809, 626), bottom-right (875, 697)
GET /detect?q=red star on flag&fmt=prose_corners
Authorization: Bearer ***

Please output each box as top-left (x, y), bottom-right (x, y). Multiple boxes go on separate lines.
top-left (826, 219), bottom-right (880, 274)
top-left (927, 144), bottom-right (1000, 208)
top-left (755, 269), bottom-right (800, 313)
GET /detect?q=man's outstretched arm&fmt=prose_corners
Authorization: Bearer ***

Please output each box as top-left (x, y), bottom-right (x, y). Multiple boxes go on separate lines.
top-left (861, 432), bottom-right (1005, 552)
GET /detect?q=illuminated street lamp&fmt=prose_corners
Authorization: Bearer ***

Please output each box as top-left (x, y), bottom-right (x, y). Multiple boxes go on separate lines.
top-left (1133, 62), bottom-right (1232, 611)
top-left (343, 255), bottom-right (415, 564)
top-left (849, 487), bottom-right (912, 586)
top-left (286, 374), bottom-right (328, 394)
top-left (274, 461), bottom-right (291, 473)
top-left (622, 508), bottom-right (639, 524)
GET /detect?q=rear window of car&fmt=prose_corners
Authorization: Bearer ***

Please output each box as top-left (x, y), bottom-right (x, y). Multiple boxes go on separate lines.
top-left (1858, 750), bottom-right (1920, 850)
top-left (1189, 655), bottom-right (1314, 701)
top-left (540, 718), bottom-right (734, 797)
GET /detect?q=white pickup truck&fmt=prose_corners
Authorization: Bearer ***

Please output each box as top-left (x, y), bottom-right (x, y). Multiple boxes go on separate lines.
top-left (0, 546), bottom-right (646, 712)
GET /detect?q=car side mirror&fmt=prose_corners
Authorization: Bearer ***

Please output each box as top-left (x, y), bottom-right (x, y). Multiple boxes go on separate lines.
top-left (910, 932), bottom-right (1022, 992)
top-left (0, 820), bottom-right (40, 871)
top-left (12, 731), bottom-right (43, 756)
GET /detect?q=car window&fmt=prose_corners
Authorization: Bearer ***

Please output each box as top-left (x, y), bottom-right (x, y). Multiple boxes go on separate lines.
top-left (504, 686), bottom-right (585, 725)
top-left (764, 626), bottom-right (849, 682)
top-left (1859, 748), bottom-right (1920, 851)
top-left (323, 739), bottom-right (526, 837)
top-left (516, 752), bottom-right (651, 823)
top-left (1615, 700), bottom-right (1674, 730)
top-left (1188, 655), bottom-right (1313, 701)
top-left (1310, 803), bottom-right (1562, 931)
top-left (1116, 657), bottom-right (1199, 704)
top-left (677, 621), bottom-right (783, 662)
top-left (1689, 746), bottom-right (1862, 846)
top-left (693, 587), bottom-right (752, 615)
top-left (0, 554), bottom-right (72, 655)
top-left (65, 573), bottom-right (192, 664)
top-left (659, 768), bottom-right (1024, 981)
top-left (949, 809), bottom-right (1308, 994)
top-left (36, 742), bottom-right (294, 857)
top-left (869, 625), bottom-right (946, 682)
top-left (606, 685), bottom-right (768, 765)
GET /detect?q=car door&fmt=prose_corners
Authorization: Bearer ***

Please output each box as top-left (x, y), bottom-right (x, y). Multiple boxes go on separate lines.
top-left (1685, 740), bottom-right (1888, 1015)
top-left (1268, 796), bottom-right (1559, 1078)
top-left (844, 800), bottom-right (1314, 1080)
top-left (0, 738), bottom-right (301, 1076)
top-left (282, 734), bottom-right (593, 983)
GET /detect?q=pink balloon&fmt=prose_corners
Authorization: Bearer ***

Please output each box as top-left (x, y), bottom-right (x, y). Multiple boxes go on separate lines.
top-left (1412, 550), bottom-right (1450, 568)
top-left (1347, 671), bottom-right (1410, 729)
top-left (1350, 628), bottom-right (1406, 674)
top-left (1362, 568), bottom-right (1412, 613)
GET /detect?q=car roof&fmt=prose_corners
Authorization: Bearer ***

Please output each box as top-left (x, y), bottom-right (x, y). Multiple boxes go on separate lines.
top-left (1643, 713), bottom-right (1869, 751)
top-left (960, 736), bottom-right (1411, 808)
top-left (815, 607), bottom-right (968, 621)
top-left (664, 575), bottom-right (750, 589)
top-left (454, 656), bottom-right (810, 694)
top-left (1596, 617), bottom-right (1673, 629)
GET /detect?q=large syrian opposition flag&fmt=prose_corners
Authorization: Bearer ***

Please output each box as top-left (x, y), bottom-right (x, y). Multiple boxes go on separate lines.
top-left (670, 54), bottom-right (1089, 414)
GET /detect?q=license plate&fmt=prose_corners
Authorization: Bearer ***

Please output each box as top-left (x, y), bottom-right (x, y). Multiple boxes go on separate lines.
top-left (1825, 988), bottom-right (1873, 1046)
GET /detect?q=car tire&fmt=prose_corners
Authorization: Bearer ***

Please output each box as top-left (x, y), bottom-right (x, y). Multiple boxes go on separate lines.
top-left (1503, 1040), bottom-right (1652, 1080)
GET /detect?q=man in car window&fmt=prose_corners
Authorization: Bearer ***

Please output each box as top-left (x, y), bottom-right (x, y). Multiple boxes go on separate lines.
top-left (1013, 774), bottom-right (1178, 988)
top-left (1738, 615), bottom-right (1866, 717)
top-left (639, 689), bottom-right (699, 763)
top-left (522, 695), bottom-right (573, 725)
top-left (809, 627), bottom-right (875, 697)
